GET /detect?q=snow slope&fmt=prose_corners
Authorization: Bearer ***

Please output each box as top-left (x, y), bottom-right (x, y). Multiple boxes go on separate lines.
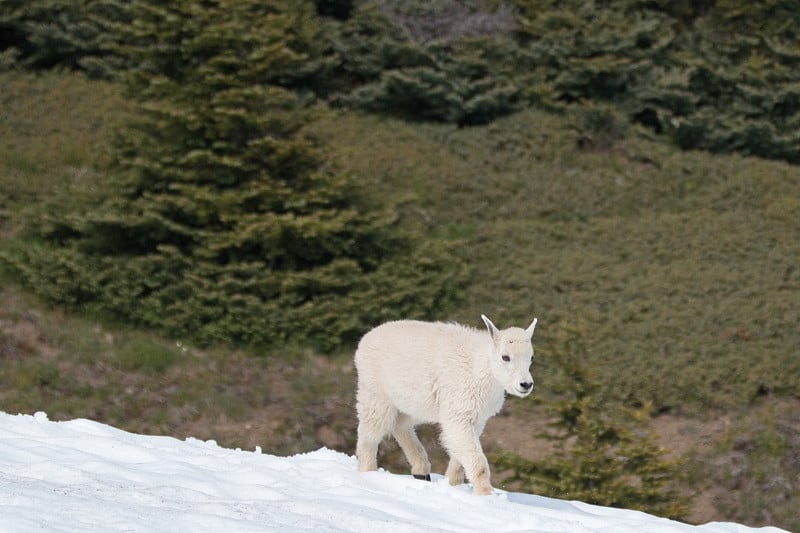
top-left (0, 412), bottom-right (787, 533)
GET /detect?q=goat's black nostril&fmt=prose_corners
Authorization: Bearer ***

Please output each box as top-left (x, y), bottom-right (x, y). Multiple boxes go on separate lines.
top-left (520, 381), bottom-right (533, 391)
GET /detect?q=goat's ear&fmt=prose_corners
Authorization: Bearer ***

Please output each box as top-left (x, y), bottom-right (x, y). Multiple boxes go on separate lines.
top-left (481, 314), bottom-right (500, 342)
top-left (525, 317), bottom-right (538, 339)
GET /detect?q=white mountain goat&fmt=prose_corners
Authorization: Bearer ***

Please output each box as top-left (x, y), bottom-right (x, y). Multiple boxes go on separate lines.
top-left (354, 314), bottom-right (538, 495)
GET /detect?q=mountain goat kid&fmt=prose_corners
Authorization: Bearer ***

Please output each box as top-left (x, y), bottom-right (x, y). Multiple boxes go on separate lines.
top-left (354, 314), bottom-right (538, 495)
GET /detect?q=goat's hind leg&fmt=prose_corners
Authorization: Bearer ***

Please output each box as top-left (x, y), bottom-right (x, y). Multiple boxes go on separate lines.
top-left (356, 391), bottom-right (397, 472)
top-left (445, 456), bottom-right (465, 486)
top-left (392, 414), bottom-right (431, 480)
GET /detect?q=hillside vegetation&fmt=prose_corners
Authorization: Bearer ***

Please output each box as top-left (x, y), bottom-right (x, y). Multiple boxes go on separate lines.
top-left (1, 1), bottom-right (799, 530)
top-left (314, 105), bottom-right (800, 410)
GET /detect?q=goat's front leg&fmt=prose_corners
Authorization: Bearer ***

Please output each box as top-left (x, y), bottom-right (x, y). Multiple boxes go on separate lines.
top-left (440, 420), bottom-right (492, 495)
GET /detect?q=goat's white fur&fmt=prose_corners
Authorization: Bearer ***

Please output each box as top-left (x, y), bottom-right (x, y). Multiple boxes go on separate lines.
top-left (354, 314), bottom-right (537, 495)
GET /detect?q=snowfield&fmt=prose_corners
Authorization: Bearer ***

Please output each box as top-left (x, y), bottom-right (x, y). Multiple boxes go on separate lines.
top-left (0, 411), bottom-right (787, 533)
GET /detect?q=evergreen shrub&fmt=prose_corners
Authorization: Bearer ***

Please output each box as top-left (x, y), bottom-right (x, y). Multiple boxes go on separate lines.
top-left (331, 2), bottom-right (524, 125)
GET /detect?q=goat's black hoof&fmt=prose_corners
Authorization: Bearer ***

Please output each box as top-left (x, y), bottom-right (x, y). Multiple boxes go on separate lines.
top-left (413, 474), bottom-right (432, 482)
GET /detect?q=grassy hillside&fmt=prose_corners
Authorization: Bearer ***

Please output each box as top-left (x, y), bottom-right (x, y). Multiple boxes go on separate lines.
top-left (312, 106), bottom-right (800, 412)
top-left (1, 70), bottom-right (799, 530)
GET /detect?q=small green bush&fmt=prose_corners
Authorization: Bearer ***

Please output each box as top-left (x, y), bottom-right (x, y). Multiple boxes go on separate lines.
top-left (572, 102), bottom-right (629, 149)
top-left (116, 339), bottom-right (179, 375)
top-left (20, 361), bottom-right (60, 388)
top-left (494, 321), bottom-right (688, 520)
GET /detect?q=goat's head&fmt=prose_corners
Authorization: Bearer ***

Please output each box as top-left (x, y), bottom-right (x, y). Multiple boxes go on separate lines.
top-left (482, 314), bottom-right (537, 398)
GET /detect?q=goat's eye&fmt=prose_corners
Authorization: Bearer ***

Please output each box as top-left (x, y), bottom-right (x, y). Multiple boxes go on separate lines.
top-left (502, 354), bottom-right (511, 362)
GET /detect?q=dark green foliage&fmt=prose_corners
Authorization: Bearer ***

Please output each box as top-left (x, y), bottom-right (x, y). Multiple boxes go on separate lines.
top-left (494, 322), bottom-right (689, 520)
top-left (664, 1), bottom-right (800, 162)
top-left (327, 0), bottom-right (800, 162)
top-left (339, 39), bottom-right (521, 125)
top-left (512, 1), bottom-right (676, 103)
top-left (329, 2), bottom-right (525, 125)
top-left (529, 0), bottom-right (800, 163)
top-left (0, 0), bottom-right (129, 78)
top-left (4, 0), bottom-right (800, 163)
top-left (3, 0), bottom-right (467, 351)
top-left (508, 0), bottom-right (800, 163)
top-left (314, 0), bottom-right (355, 20)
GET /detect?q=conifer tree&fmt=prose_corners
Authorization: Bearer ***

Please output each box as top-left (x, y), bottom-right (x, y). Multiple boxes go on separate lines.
top-left (4, 0), bottom-right (466, 350)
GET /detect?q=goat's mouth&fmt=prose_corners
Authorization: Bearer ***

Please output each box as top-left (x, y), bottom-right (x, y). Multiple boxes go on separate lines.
top-left (510, 386), bottom-right (533, 397)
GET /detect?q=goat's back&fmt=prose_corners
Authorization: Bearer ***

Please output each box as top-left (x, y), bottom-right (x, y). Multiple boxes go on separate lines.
top-left (354, 320), bottom-right (490, 422)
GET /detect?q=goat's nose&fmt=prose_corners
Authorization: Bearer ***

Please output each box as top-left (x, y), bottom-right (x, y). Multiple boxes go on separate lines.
top-left (520, 381), bottom-right (533, 391)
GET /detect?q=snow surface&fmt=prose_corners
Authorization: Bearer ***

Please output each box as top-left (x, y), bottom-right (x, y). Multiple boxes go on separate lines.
top-left (0, 411), bottom-right (787, 533)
